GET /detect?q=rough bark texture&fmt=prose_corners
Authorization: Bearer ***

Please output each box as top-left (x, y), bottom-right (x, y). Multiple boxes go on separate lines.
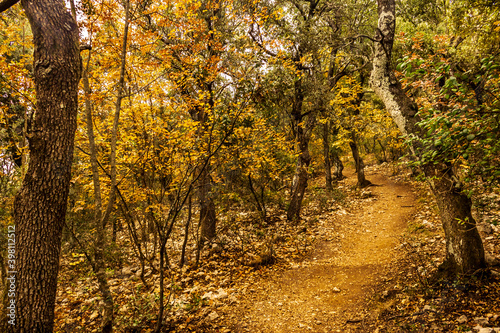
top-left (370, 0), bottom-right (485, 275)
top-left (3, 0), bottom-right (82, 330)
top-left (427, 166), bottom-right (486, 274)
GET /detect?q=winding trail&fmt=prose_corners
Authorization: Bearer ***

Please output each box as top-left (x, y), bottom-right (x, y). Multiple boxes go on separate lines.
top-left (231, 169), bottom-right (417, 332)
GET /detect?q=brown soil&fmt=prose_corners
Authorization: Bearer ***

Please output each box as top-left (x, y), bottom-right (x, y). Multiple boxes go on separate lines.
top-left (228, 169), bottom-right (417, 332)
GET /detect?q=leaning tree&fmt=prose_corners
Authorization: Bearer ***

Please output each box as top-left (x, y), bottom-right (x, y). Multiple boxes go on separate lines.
top-left (370, 0), bottom-right (485, 275)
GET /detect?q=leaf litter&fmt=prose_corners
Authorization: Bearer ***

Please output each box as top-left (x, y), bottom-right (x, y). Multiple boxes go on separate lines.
top-left (53, 162), bottom-right (500, 332)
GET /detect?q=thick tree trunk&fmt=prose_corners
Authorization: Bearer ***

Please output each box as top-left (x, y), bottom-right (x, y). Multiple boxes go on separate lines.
top-left (428, 166), bottom-right (486, 273)
top-left (322, 122), bottom-right (334, 192)
top-left (182, 101), bottom-right (217, 249)
top-left (1, 0), bottom-right (82, 330)
top-left (287, 122), bottom-right (315, 222)
top-left (371, 0), bottom-right (485, 275)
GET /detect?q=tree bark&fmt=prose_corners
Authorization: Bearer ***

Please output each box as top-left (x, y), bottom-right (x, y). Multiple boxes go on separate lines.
top-left (199, 165), bottom-right (216, 244)
top-left (79, 0), bottom-right (130, 329)
top-left (83, 50), bottom-right (116, 333)
top-left (287, 77), bottom-right (315, 223)
top-left (196, 9), bottom-right (219, 245)
top-left (322, 122), bottom-right (333, 192)
top-left (328, 126), bottom-right (344, 181)
top-left (248, 173), bottom-right (266, 219)
top-left (94, 1), bottom-right (130, 329)
top-left (2, 0), bottom-right (82, 330)
top-left (180, 195), bottom-right (192, 268)
top-left (370, 0), bottom-right (485, 275)
top-left (377, 139), bottom-right (387, 162)
top-left (349, 133), bottom-right (371, 188)
top-left (155, 239), bottom-right (167, 333)
top-left (331, 151), bottom-right (344, 181)
top-left (196, 82), bottom-right (216, 246)
top-left (184, 102), bottom-right (216, 248)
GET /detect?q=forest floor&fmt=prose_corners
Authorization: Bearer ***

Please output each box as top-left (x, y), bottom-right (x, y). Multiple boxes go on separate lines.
top-left (53, 163), bottom-right (500, 333)
top-left (223, 168), bottom-right (417, 332)
top-left (215, 166), bottom-right (500, 333)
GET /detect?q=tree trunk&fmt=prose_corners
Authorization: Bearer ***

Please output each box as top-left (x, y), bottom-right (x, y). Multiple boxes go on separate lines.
top-left (287, 156), bottom-right (309, 222)
top-left (377, 139), bottom-right (387, 162)
top-left (180, 195), bottom-right (192, 268)
top-left (199, 165), bottom-right (216, 244)
top-left (349, 133), bottom-right (371, 188)
top-left (248, 173), bottom-right (266, 219)
top-left (287, 119), bottom-right (315, 222)
top-left (428, 166), bottom-right (486, 273)
top-left (331, 151), bottom-right (344, 181)
top-left (155, 240), bottom-right (167, 333)
top-left (1, 0), bottom-right (82, 330)
top-left (196, 11), bottom-right (220, 245)
top-left (287, 77), bottom-right (315, 223)
top-left (79, 0), bottom-right (130, 328)
top-left (322, 122), bottom-right (333, 192)
top-left (328, 126), bottom-right (344, 181)
top-left (370, 0), bottom-right (485, 275)
top-left (83, 53), bottom-right (114, 333)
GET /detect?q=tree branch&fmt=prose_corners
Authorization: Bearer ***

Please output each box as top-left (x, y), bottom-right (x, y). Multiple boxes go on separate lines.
top-left (248, 23), bottom-right (277, 57)
top-left (0, 0), bottom-right (18, 13)
top-left (348, 34), bottom-right (382, 43)
top-left (291, 0), bottom-right (307, 21)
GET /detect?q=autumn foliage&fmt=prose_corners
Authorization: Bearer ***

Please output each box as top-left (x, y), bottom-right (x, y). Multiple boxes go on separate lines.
top-left (0, 0), bottom-right (498, 331)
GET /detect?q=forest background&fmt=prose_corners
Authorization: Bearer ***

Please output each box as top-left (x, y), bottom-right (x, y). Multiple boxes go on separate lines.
top-left (0, 0), bottom-right (499, 332)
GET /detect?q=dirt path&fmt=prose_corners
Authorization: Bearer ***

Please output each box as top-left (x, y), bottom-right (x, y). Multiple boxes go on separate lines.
top-left (230, 169), bottom-right (416, 332)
